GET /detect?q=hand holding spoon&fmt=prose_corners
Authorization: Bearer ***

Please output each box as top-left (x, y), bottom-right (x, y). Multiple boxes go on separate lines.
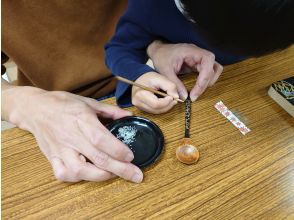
top-left (176, 97), bottom-right (200, 164)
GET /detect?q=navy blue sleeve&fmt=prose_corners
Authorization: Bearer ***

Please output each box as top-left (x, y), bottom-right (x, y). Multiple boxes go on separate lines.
top-left (105, 0), bottom-right (156, 107)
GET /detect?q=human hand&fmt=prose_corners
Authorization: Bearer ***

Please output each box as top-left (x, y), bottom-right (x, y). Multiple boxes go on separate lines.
top-left (132, 72), bottom-right (179, 114)
top-left (147, 40), bottom-right (223, 101)
top-left (2, 86), bottom-right (143, 183)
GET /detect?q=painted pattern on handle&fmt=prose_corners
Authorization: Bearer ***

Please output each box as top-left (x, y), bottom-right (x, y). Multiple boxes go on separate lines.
top-left (185, 97), bottom-right (191, 138)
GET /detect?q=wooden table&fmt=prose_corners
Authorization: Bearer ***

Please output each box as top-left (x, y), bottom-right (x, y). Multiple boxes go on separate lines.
top-left (2, 47), bottom-right (294, 219)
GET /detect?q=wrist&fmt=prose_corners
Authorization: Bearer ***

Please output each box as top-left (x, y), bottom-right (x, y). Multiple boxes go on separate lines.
top-left (2, 85), bottom-right (45, 129)
top-left (147, 40), bottom-right (164, 58)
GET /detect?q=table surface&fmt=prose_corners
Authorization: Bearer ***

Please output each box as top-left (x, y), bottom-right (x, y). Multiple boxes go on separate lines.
top-left (2, 47), bottom-right (294, 219)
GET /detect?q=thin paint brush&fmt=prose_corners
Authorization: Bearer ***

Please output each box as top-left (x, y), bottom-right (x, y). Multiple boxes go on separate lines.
top-left (116, 76), bottom-right (184, 103)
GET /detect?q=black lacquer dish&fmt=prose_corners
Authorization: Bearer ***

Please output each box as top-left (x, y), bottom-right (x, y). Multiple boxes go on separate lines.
top-left (106, 116), bottom-right (164, 168)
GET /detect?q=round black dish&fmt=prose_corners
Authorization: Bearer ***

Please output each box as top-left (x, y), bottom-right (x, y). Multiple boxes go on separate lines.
top-left (106, 116), bottom-right (164, 168)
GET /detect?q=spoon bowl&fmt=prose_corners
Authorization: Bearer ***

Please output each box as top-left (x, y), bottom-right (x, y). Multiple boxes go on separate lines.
top-left (176, 143), bottom-right (200, 164)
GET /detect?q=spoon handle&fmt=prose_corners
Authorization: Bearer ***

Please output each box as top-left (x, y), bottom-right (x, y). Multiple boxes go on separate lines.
top-left (184, 97), bottom-right (191, 138)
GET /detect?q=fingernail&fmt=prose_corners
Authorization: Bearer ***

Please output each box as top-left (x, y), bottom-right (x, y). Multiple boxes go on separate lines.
top-left (132, 172), bottom-right (143, 183)
top-left (125, 152), bottom-right (134, 162)
top-left (190, 95), bottom-right (198, 102)
top-left (127, 111), bottom-right (133, 116)
top-left (179, 91), bottom-right (188, 101)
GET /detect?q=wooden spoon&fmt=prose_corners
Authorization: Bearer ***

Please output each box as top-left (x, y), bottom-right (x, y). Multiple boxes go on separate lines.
top-left (176, 97), bottom-right (200, 164)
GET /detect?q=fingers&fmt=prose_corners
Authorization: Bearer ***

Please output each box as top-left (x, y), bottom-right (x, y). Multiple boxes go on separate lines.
top-left (209, 62), bottom-right (223, 86)
top-left (76, 141), bottom-right (143, 183)
top-left (30, 90), bottom-right (143, 184)
top-left (148, 42), bottom-right (223, 102)
top-left (132, 72), bottom-right (179, 114)
top-left (82, 98), bottom-right (132, 120)
top-left (155, 61), bottom-right (188, 100)
top-left (133, 90), bottom-right (177, 114)
top-left (190, 60), bottom-right (223, 101)
top-left (134, 90), bottom-right (177, 114)
top-left (149, 74), bottom-right (179, 100)
top-left (51, 156), bottom-right (75, 182)
top-left (76, 114), bottom-right (135, 162)
top-left (76, 99), bottom-right (136, 162)
top-left (50, 149), bottom-right (115, 182)
top-left (48, 118), bottom-right (140, 183)
top-left (61, 148), bottom-right (115, 182)
top-left (92, 128), bottom-right (135, 162)
top-left (141, 100), bottom-right (177, 114)
top-left (190, 53), bottom-right (215, 102)
top-left (165, 74), bottom-right (188, 101)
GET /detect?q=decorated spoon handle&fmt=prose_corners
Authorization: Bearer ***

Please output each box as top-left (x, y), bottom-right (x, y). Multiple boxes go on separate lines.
top-left (184, 96), bottom-right (191, 138)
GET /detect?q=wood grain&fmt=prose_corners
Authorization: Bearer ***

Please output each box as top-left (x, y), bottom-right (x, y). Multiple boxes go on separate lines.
top-left (2, 46), bottom-right (294, 219)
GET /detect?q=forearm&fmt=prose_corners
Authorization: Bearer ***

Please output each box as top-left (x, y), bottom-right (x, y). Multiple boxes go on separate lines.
top-left (104, 12), bottom-right (155, 79)
top-left (105, 47), bottom-right (156, 107)
top-left (2, 79), bottom-right (19, 122)
top-left (105, 46), bottom-right (154, 77)
top-left (104, 15), bottom-right (156, 106)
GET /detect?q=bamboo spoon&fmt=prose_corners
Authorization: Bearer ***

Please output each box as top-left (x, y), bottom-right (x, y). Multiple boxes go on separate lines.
top-left (116, 76), bottom-right (184, 102)
top-left (176, 97), bottom-right (200, 164)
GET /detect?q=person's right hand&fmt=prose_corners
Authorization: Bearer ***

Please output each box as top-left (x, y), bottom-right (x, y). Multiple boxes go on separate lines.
top-left (132, 72), bottom-right (179, 114)
top-left (2, 86), bottom-right (143, 183)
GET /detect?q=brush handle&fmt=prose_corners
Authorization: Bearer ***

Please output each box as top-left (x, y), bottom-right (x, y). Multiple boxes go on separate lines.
top-left (184, 97), bottom-right (191, 138)
top-left (116, 76), bottom-right (184, 102)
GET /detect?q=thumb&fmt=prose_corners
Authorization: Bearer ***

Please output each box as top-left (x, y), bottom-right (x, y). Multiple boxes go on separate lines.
top-left (166, 74), bottom-right (188, 100)
top-left (83, 98), bottom-right (132, 119)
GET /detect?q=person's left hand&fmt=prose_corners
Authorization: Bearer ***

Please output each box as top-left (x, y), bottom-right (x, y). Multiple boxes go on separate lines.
top-left (147, 40), bottom-right (223, 101)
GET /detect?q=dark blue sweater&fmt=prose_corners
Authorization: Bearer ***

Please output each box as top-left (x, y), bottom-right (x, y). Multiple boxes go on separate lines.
top-left (105, 0), bottom-right (245, 107)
